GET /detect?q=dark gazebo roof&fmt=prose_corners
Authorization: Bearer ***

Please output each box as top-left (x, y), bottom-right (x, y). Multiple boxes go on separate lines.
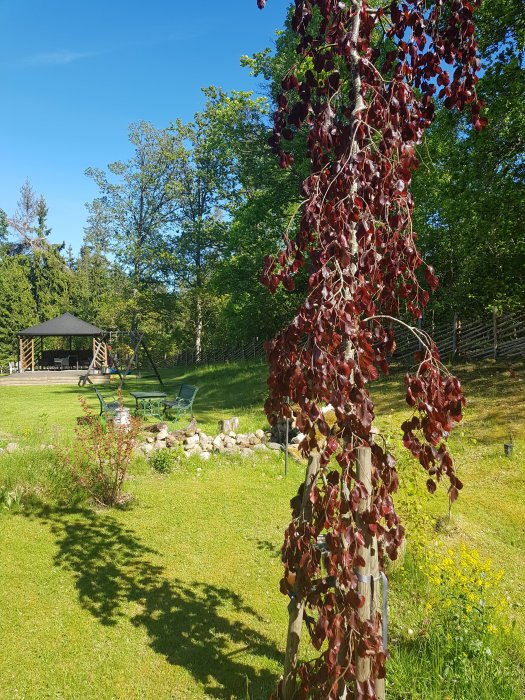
top-left (18, 313), bottom-right (104, 337)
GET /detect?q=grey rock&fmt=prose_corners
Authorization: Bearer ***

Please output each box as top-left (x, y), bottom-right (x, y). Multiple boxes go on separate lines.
top-left (6, 442), bottom-right (18, 453)
top-left (267, 442), bottom-right (282, 450)
top-left (218, 417), bottom-right (240, 433)
top-left (149, 422), bottom-right (169, 433)
top-left (184, 434), bottom-right (200, 447)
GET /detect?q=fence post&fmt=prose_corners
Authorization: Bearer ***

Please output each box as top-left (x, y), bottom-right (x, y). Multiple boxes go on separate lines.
top-left (493, 308), bottom-right (498, 359)
top-left (355, 446), bottom-right (385, 700)
top-left (452, 313), bottom-right (458, 357)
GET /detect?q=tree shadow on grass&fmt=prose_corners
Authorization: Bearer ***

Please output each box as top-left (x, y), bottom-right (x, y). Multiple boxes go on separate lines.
top-left (31, 507), bottom-right (279, 698)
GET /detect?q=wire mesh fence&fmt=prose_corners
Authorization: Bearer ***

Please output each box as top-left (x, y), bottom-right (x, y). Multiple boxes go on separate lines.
top-left (158, 337), bottom-right (267, 369)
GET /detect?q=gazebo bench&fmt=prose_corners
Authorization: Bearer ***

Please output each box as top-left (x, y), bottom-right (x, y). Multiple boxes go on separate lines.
top-left (54, 356), bottom-right (70, 370)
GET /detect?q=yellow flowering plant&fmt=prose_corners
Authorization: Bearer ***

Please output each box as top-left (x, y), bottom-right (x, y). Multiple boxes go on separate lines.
top-left (424, 544), bottom-right (510, 683)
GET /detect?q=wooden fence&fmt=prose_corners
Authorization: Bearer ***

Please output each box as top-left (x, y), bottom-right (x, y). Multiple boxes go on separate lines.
top-left (156, 309), bottom-right (525, 369)
top-left (393, 309), bottom-right (525, 363)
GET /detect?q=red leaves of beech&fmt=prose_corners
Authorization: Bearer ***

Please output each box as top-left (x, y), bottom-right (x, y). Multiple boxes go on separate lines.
top-left (403, 357), bottom-right (465, 499)
top-left (258, 0), bottom-right (483, 697)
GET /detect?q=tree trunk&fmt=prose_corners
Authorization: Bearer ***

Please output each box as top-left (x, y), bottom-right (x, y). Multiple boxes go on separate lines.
top-left (195, 293), bottom-right (203, 363)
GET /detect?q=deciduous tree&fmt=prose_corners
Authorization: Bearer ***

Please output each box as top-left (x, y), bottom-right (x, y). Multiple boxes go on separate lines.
top-left (258, 0), bottom-right (483, 696)
top-left (412, 0), bottom-right (525, 315)
top-left (167, 88), bottom-right (268, 358)
top-left (86, 122), bottom-right (179, 332)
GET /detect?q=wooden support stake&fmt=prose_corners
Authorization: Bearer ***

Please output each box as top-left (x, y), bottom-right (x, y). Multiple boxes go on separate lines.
top-left (284, 417), bottom-right (289, 478)
top-left (283, 451), bottom-right (320, 700)
top-left (355, 446), bottom-right (385, 700)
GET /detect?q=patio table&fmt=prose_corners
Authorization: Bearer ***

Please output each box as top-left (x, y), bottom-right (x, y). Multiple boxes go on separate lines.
top-left (130, 391), bottom-right (167, 419)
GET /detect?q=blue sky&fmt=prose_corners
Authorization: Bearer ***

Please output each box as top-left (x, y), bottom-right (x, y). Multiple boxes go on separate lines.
top-left (0, 0), bottom-right (286, 252)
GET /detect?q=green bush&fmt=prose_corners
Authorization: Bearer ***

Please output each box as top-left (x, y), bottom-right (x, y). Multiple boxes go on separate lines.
top-left (149, 448), bottom-right (180, 474)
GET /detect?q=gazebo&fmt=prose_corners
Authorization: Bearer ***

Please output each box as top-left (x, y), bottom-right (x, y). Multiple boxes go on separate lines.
top-left (17, 313), bottom-right (108, 372)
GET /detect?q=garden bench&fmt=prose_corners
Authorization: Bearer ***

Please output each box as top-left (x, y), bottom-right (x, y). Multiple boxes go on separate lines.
top-left (92, 386), bottom-right (120, 418)
top-left (163, 384), bottom-right (199, 422)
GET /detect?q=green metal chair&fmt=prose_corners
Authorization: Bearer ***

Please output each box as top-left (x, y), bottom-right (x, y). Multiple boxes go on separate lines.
top-left (92, 386), bottom-right (120, 418)
top-left (163, 384), bottom-right (198, 422)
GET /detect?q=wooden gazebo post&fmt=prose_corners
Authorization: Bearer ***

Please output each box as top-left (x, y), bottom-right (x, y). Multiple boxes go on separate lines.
top-left (19, 336), bottom-right (35, 371)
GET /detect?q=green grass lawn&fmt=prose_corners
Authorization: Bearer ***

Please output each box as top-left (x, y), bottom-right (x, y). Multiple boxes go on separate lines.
top-left (0, 362), bottom-right (270, 444)
top-left (0, 360), bottom-right (523, 699)
top-left (372, 361), bottom-right (525, 624)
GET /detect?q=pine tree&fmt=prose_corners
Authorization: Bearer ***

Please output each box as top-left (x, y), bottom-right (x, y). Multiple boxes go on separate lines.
top-left (0, 254), bottom-right (37, 363)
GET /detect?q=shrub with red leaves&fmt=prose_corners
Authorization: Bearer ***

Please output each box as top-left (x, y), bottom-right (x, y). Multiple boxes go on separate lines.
top-left (67, 396), bottom-right (141, 507)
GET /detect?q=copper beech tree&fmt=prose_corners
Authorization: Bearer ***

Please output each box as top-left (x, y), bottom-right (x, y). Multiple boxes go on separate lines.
top-left (257, 0), bottom-right (484, 698)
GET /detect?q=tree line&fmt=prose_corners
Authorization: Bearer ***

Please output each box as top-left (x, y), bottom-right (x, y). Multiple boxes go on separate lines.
top-left (0, 0), bottom-right (522, 366)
